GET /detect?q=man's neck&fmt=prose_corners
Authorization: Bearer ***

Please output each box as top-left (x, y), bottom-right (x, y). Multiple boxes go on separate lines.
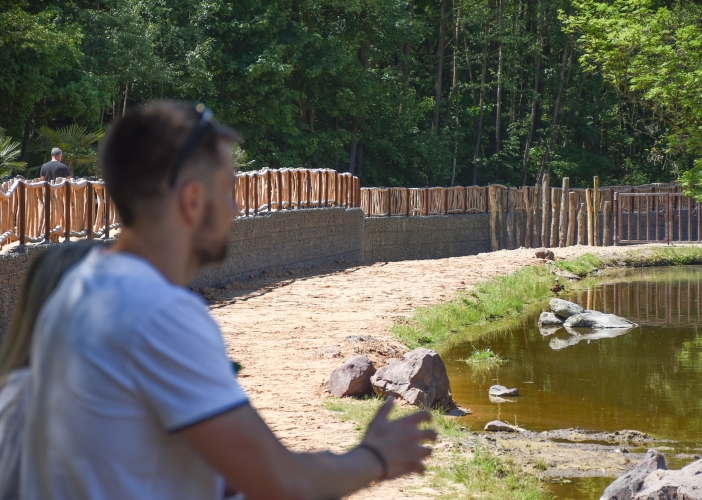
top-left (111, 226), bottom-right (198, 286)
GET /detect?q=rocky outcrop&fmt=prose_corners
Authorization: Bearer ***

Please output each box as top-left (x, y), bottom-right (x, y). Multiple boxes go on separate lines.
top-left (550, 298), bottom-right (585, 318)
top-left (488, 385), bottom-right (518, 397)
top-left (565, 311), bottom-right (637, 329)
top-left (600, 449), bottom-right (667, 500)
top-left (371, 348), bottom-right (452, 409)
top-left (538, 312), bottom-right (564, 326)
top-left (328, 356), bottom-right (376, 397)
top-left (636, 458), bottom-right (702, 499)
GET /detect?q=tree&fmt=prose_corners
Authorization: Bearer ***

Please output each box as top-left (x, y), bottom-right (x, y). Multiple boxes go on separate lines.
top-left (0, 129), bottom-right (27, 180)
top-left (33, 125), bottom-right (104, 176)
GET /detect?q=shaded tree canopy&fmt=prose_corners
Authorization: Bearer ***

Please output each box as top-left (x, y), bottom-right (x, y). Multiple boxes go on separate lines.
top-left (0, 0), bottom-right (698, 187)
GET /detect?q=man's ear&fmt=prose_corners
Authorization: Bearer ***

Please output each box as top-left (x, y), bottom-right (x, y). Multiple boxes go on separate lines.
top-left (177, 181), bottom-right (207, 228)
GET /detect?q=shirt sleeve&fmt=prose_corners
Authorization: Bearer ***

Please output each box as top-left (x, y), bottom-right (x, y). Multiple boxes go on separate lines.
top-left (129, 292), bottom-right (248, 432)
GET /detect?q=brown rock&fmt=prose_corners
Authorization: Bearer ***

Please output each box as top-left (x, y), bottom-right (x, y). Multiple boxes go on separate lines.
top-left (328, 356), bottom-right (376, 397)
top-left (535, 248), bottom-right (555, 260)
top-left (370, 348), bottom-right (452, 409)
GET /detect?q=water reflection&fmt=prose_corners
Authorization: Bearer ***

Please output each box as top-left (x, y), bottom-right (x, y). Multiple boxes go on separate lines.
top-left (446, 266), bottom-right (702, 447)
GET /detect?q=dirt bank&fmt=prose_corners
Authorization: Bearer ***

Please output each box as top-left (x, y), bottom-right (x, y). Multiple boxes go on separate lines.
top-left (206, 243), bottom-right (677, 498)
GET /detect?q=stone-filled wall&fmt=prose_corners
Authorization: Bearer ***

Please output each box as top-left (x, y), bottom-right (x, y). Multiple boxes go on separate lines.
top-left (191, 207), bottom-right (364, 288)
top-left (363, 214), bottom-right (491, 263)
top-left (0, 208), bottom-right (490, 338)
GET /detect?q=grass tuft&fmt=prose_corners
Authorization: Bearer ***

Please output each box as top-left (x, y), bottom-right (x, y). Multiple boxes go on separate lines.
top-left (459, 347), bottom-right (507, 369)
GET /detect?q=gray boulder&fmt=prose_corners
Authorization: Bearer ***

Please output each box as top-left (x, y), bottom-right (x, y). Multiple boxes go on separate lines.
top-left (600, 449), bottom-right (667, 500)
top-left (565, 311), bottom-right (637, 329)
top-left (328, 356), bottom-right (376, 397)
top-left (550, 298), bottom-right (585, 318)
top-left (636, 458), bottom-right (702, 499)
top-left (539, 311), bottom-right (564, 326)
top-left (488, 385), bottom-right (518, 397)
top-left (371, 348), bottom-right (452, 409)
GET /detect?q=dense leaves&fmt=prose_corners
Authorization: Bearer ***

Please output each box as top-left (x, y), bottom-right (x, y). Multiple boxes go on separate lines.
top-left (0, 0), bottom-right (696, 187)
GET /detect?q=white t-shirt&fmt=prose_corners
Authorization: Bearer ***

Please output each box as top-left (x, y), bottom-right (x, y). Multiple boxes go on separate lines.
top-left (21, 250), bottom-right (248, 500)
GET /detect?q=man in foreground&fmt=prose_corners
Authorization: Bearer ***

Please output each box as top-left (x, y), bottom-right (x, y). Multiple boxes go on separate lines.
top-left (21, 102), bottom-right (435, 499)
top-left (39, 148), bottom-right (72, 182)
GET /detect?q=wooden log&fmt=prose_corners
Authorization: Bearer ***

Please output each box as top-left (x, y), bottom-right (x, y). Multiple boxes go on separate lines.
top-left (267, 170), bottom-right (272, 211)
top-left (18, 182), bottom-right (26, 245)
top-left (593, 176), bottom-right (600, 245)
top-left (613, 192), bottom-right (619, 245)
top-left (586, 188), bottom-right (594, 245)
top-left (498, 189), bottom-right (507, 249)
top-left (567, 191), bottom-right (576, 246)
top-left (549, 188), bottom-right (559, 247)
top-left (424, 188), bottom-right (429, 216)
top-left (559, 177), bottom-right (570, 247)
top-left (278, 170), bottom-right (283, 210)
top-left (306, 170), bottom-right (312, 208)
top-left (386, 188), bottom-right (391, 217)
top-left (287, 170), bottom-right (292, 209)
top-left (577, 203), bottom-right (586, 245)
top-left (541, 173), bottom-right (550, 247)
top-left (489, 186), bottom-right (499, 251)
top-left (603, 200), bottom-right (612, 246)
top-left (406, 188), bottom-right (411, 216)
top-left (64, 182), bottom-right (71, 241)
top-left (87, 182), bottom-right (94, 240)
top-left (44, 182), bottom-right (51, 242)
top-left (524, 187), bottom-right (532, 248)
top-left (254, 174), bottom-right (259, 215)
top-left (532, 183), bottom-right (540, 248)
top-left (506, 190), bottom-right (514, 249)
top-left (105, 191), bottom-right (111, 239)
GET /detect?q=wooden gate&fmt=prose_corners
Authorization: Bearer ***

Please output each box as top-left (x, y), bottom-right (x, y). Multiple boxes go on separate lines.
top-left (614, 192), bottom-right (702, 245)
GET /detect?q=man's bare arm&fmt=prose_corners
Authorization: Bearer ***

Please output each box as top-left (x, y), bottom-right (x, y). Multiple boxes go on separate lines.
top-left (180, 399), bottom-right (436, 500)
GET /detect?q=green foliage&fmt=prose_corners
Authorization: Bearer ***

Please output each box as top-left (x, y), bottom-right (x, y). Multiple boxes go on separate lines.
top-left (0, 0), bottom-right (695, 185)
top-left (0, 129), bottom-right (27, 180)
top-left (33, 125), bottom-right (104, 176)
top-left (565, 0), bottom-right (702, 183)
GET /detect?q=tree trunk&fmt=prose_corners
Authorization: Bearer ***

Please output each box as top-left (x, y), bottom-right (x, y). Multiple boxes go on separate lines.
top-left (537, 41), bottom-right (572, 182)
top-left (404, 0), bottom-right (415, 80)
top-left (450, 2), bottom-right (461, 186)
top-left (348, 117), bottom-right (358, 174)
top-left (20, 112), bottom-right (33, 162)
top-left (495, 0), bottom-right (504, 155)
top-left (521, 4), bottom-right (545, 186)
top-left (356, 142), bottom-right (364, 179)
top-left (471, 11), bottom-right (491, 185)
top-left (433, 0), bottom-right (448, 132)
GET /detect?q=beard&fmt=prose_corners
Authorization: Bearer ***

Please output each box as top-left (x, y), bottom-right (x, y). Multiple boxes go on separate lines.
top-left (192, 201), bottom-right (229, 267)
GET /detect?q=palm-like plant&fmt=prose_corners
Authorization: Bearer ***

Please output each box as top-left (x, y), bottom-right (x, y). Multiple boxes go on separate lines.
top-left (0, 129), bottom-right (27, 180)
top-left (34, 125), bottom-right (104, 176)
top-left (231, 143), bottom-right (255, 171)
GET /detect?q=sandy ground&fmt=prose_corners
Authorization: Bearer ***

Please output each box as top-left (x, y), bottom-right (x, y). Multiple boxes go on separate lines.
top-left (205, 244), bottom-right (672, 498)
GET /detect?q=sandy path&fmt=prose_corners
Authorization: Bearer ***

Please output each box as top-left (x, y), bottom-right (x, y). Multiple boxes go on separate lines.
top-left (207, 244), bottom-right (668, 498)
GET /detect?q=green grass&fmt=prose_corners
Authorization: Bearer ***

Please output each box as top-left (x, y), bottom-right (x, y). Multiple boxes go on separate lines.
top-left (324, 397), bottom-right (551, 500)
top-left (628, 245), bottom-right (702, 267)
top-left (554, 253), bottom-right (604, 277)
top-left (459, 347), bottom-right (507, 369)
top-left (391, 264), bottom-right (557, 350)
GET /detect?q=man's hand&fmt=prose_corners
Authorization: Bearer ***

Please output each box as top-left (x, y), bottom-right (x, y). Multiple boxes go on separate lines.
top-left (360, 398), bottom-right (437, 479)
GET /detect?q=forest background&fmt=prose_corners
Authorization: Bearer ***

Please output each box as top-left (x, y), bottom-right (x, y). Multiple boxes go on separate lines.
top-left (1, 0), bottom-right (701, 189)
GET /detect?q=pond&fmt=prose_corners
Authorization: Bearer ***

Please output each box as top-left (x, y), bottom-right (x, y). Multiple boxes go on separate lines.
top-left (445, 266), bottom-right (702, 499)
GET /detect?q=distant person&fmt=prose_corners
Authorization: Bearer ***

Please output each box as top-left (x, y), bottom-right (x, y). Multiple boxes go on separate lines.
top-left (0, 241), bottom-right (95, 500)
top-left (21, 102), bottom-right (436, 500)
top-left (40, 148), bottom-right (72, 182)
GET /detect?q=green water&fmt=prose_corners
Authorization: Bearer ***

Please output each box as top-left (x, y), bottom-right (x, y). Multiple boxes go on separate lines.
top-left (445, 266), bottom-right (702, 499)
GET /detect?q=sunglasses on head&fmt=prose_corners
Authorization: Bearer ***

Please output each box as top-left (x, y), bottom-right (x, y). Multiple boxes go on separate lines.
top-left (168, 103), bottom-right (214, 187)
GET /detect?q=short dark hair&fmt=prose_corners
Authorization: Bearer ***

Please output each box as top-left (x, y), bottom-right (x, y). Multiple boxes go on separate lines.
top-left (99, 101), bottom-right (241, 226)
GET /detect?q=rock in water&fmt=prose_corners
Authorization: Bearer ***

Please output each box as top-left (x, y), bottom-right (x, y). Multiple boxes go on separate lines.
top-left (636, 458), bottom-right (702, 499)
top-left (550, 298), bottom-right (585, 318)
top-left (328, 356), bottom-right (376, 397)
top-left (535, 248), bottom-right (555, 260)
top-left (600, 449), bottom-right (667, 500)
top-left (565, 311), bottom-right (637, 329)
top-left (488, 385), bottom-right (518, 397)
top-left (484, 420), bottom-right (519, 432)
top-left (371, 348), bottom-right (452, 408)
top-left (539, 311), bottom-right (564, 326)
